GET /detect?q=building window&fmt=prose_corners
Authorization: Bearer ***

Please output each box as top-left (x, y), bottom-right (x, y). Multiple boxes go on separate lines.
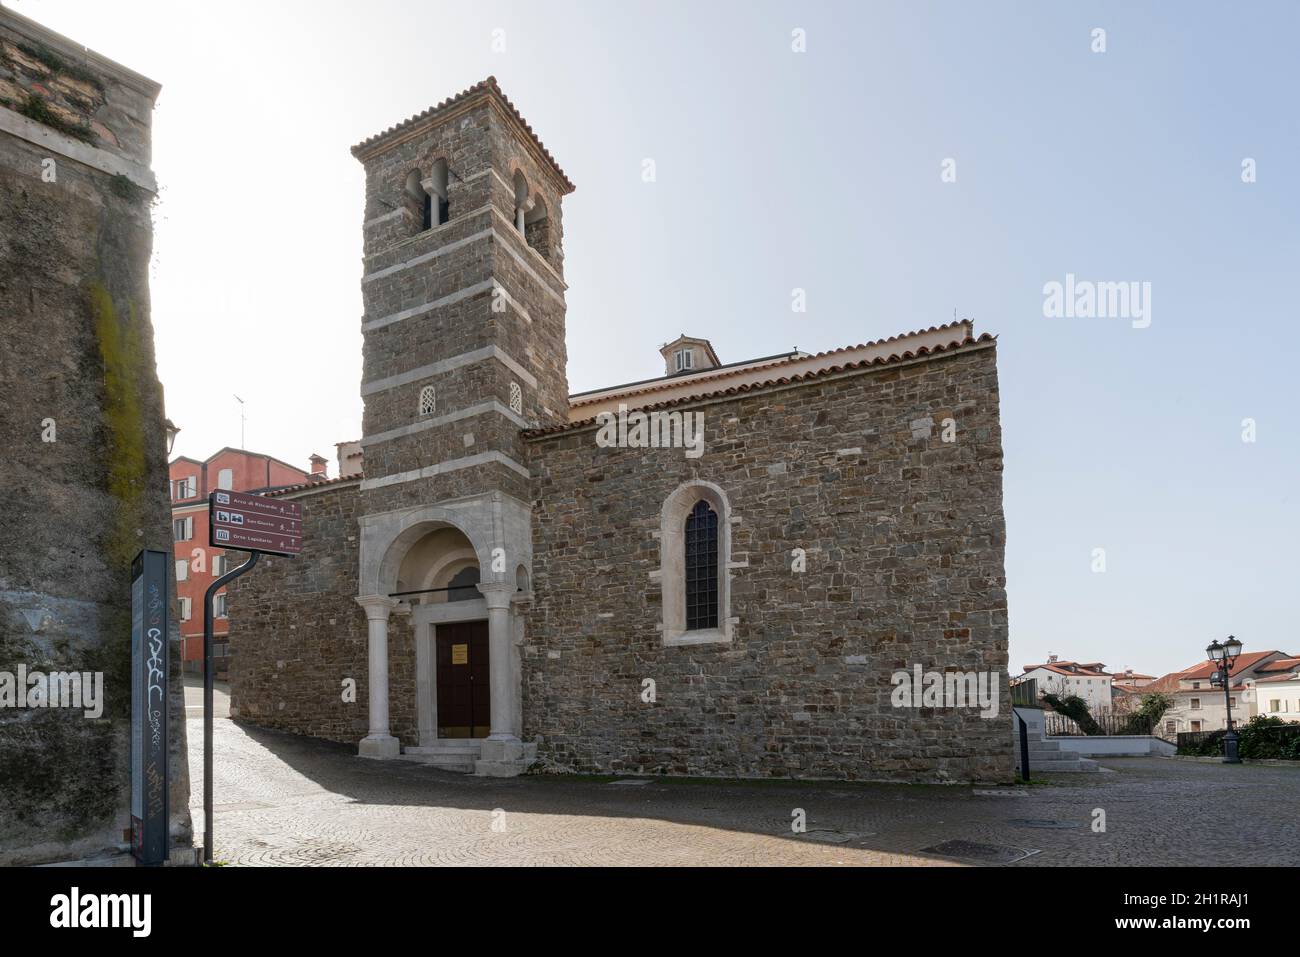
top-left (406, 169), bottom-right (432, 231)
top-left (1190, 698), bottom-right (1200, 710)
top-left (509, 381), bottom-right (522, 415)
top-left (430, 158), bottom-right (449, 226)
top-left (172, 476), bottom-right (196, 500)
top-left (213, 554), bottom-right (225, 577)
top-left (1191, 720), bottom-right (1202, 732)
top-left (1270, 699), bottom-right (1281, 712)
top-left (173, 516), bottom-right (193, 541)
top-left (657, 481), bottom-right (732, 646)
top-left (179, 597), bottom-right (192, 622)
top-left (524, 194), bottom-right (550, 257)
top-left (213, 594), bottom-right (227, 619)
top-left (1165, 721), bottom-right (1176, 734)
top-left (176, 560), bottom-right (188, 582)
top-left (675, 349), bottom-right (694, 372)
top-left (217, 468), bottom-right (234, 490)
top-left (513, 170), bottom-right (529, 234)
top-left (684, 500), bottom-right (719, 631)
top-left (419, 385), bottom-right (436, 417)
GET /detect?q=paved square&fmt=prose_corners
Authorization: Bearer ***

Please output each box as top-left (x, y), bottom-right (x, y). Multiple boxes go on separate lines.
top-left (187, 715), bottom-right (1300, 867)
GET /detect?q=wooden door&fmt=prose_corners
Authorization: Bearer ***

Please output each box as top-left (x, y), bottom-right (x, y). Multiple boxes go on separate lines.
top-left (436, 620), bottom-right (490, 738)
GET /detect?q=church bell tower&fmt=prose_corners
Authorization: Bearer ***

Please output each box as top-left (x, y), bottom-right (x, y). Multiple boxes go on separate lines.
top-left (349, 78), bottom-right (573, 770)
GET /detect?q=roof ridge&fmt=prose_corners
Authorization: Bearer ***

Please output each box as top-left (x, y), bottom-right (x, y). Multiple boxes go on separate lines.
top-left (350, 76), bottom-right (575, 192)
top-left (527, 333), bottom-right (995, 439)
top-left (570, 320), bottom-right (978, 409)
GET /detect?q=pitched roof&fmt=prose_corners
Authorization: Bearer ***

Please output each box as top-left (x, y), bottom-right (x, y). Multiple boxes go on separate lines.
top-left (350, 76), bottom-right (575, 193)
top-left (527, 325), bottom-right (995, 440)
top-left (264, 472), bottom-right (363, 498)
top-left (1177, 651), bottom-right (1283, 681)
top-left (1023, 661), bottom-right (1111, 678)
top-left (1255, 673), bottom-right (1300, 684)
top-left (569, 320), bottom-right (975, 411)
top-left (1254, 657), bottom-right (1300, 674)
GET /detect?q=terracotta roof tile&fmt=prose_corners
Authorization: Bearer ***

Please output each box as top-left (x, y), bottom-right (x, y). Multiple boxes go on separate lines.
top-left (264, 472), bottom-right (363, 498)
top-left (569, 320), bottom-right (976, 409)
top-left (527, 329), bottom-right (995, 440)
top-left (350, 77), bottom-right (575, 193)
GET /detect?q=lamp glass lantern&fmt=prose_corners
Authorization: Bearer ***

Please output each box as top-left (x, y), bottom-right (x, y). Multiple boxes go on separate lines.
top-left (1223, 636), bottom-right (1243, 661)
top-left (1206, 640), bottom-right (1224, 662)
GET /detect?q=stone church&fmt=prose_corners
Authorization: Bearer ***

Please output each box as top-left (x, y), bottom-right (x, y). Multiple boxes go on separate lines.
top-left (229, 78), bottom-right (1012, 783)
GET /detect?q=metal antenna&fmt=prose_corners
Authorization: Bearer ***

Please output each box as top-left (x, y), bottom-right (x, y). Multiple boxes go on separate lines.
top-left (234, 394), bottom-right (246, 449)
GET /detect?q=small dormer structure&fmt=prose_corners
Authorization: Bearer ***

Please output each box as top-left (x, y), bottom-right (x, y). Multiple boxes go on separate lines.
top-left (660, 335), bottom-right (721, 376)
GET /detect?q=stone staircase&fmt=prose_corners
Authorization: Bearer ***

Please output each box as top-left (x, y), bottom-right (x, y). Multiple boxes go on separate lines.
top-left (398, 739), bottom-right (482, 773)
top-left (1013, 709), bottom-right (1100, 773)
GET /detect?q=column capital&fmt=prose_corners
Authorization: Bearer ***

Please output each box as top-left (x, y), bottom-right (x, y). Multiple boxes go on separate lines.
top-left (476, 581), bottom-right (515, 610)
top-left (355, 595), bottom-right (399, 620)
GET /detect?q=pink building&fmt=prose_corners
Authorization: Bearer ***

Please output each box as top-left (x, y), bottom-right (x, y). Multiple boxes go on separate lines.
top-left (169, 448), bottom-right (326, 675)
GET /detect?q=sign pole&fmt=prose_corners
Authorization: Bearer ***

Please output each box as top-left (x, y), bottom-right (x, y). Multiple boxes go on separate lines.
top-left (202, 487), bottom-right (303, 865)
top-left (202, 550), bottom-right (259, 865)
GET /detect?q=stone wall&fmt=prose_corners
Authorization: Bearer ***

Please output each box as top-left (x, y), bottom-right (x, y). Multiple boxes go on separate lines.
top-left (523, 344), bottom-right (1012, 783)
top-left (227, 482), bottom-right (420, 745)
top-left (0, 9), bottom-right (191, 863)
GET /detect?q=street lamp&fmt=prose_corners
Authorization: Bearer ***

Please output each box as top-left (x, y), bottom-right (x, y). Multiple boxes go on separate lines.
top-left (1206, 636), bottom-right (1242, 764)
top-left (164, 418), bottom-right (181, 455)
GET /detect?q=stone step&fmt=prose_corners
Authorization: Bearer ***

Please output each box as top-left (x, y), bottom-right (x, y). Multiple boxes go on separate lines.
top-left (397, 753), bottom-right (476, 772)
top-left (405, 744), bottom-right (483, 755)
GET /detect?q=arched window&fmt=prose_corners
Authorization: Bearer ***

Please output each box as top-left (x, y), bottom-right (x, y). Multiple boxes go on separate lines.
top-left (656, 481), bottom-right (732, 646)
top-left (418, 385), bottom-right (436, 417)
top-left (524, 194), bottom-right (550, 257)
top-left (684, 500), bottom-right (719, 630)
top-left (512, 170), bottom-right (530, 234)
top-left (508, 381), bottom-right (522, 415)
top-left (406, 169), bottom-right (432, 231)
top-left (430, 158), bottom-right (449, 225)
top-left (446, 565), bottom-right (481, 602)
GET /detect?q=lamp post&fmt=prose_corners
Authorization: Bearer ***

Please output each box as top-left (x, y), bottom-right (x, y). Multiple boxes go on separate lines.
top-left (1206, 636), bottom-right (1243, 764)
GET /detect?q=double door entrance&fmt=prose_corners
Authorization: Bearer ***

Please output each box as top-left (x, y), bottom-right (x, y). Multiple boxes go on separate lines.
top-left (435, 620), bottom-right (490, 738)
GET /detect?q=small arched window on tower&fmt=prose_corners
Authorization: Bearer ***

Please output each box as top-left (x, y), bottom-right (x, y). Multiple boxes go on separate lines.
top-left (524, 194), bottom-right (550, 258)
top-left (430, 158), bottom-right (449, 226)
top-left (418, 385), bottom-right (436, 417)
top-left (512, 170), bottom-right (530, 234)
top-left (508, 381), bottom-right (523, 415)
top-left (684, 500), bottom-right (720, 631)
top-left (406, 169), bottom-right (432, 232)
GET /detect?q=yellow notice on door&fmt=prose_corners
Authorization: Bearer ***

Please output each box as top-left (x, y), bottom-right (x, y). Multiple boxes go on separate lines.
top-left (451, 643), bottom-right (469, 665)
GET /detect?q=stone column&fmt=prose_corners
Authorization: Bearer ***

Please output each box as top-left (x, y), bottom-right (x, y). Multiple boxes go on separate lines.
top-left (478, 581), bottom-right (517, 743)
top-left (356, 595), bottom-right (400, 758)
top-left (414, 618), bottom-right (436, 746)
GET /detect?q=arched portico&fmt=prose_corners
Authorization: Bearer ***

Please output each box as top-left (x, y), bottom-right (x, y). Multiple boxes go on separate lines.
top-left (353, 494), bottom-right (533, 774)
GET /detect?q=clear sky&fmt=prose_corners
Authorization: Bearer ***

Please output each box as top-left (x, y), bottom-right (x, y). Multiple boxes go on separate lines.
top-left (17, 0), bottom-right (1298, 677)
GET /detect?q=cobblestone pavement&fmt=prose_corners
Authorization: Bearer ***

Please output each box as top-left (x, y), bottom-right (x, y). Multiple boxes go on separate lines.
top-left (188, 718), bottom-right (1300, 866)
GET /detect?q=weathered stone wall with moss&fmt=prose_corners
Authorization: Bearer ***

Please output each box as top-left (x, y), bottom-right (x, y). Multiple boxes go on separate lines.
top-left (0, 9), bottom-right (190, 864)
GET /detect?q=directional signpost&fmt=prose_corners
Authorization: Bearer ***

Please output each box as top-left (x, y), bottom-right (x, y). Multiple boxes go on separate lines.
top-left (202, 489), bottom-right (301, 864)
